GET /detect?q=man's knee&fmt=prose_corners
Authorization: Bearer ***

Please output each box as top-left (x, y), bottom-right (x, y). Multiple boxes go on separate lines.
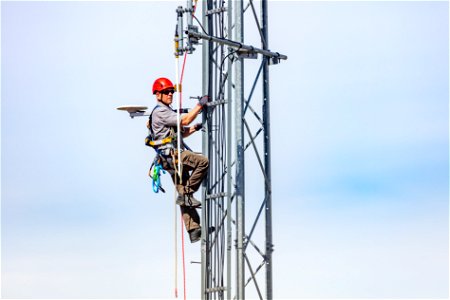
top-left (184, 152), bottom-right (208, 168)
top-left (200, 155), bottom-right (209, 169)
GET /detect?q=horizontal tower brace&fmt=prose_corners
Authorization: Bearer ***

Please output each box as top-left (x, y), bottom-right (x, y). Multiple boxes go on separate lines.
top-left (186, 30), bottom-right (288, 60)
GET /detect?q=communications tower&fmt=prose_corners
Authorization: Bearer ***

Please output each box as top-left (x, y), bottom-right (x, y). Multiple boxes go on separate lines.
top-left (175, 0), bottom-right (287, 299)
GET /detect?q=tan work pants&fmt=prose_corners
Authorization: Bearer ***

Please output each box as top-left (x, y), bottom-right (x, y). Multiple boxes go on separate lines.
top-left (168, 150), bottom-right (209, 231)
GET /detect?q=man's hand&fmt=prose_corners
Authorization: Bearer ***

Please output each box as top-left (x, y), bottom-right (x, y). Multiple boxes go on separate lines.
top-left (182, 123), bottom-right (203, 138)
top-left (193, 123), bottom-right (203, 131)
top-left (181, 96), bottom-right (209, 126)
top-left (198, 95), bottom-right (210, 106)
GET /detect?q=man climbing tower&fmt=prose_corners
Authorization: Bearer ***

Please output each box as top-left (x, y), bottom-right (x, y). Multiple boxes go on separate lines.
top-left (146, 77), bottom-right (209, 243)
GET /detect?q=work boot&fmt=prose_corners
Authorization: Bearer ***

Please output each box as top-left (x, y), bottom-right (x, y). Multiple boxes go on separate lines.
top-left (176, 194), bottom-right (201, 207)
top-left (188, 227), bottom-right (202, 243)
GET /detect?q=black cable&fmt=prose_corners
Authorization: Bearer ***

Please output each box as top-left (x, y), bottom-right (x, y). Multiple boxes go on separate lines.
top-left (192, 14), bottom-right (208, 34)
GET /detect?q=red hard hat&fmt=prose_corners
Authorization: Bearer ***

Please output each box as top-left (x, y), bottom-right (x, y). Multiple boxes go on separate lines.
top-left (152, 77), bottom-right (175, 94)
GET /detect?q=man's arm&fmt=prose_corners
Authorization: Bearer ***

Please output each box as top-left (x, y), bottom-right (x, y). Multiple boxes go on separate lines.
top-left (182, 123), bottom-right (202, 138)
top-left (180, 96), bottom-right (209, 126)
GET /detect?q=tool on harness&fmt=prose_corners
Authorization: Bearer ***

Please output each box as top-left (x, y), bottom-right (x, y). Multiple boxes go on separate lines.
top-left (150, 157), bottom-right (166, 193)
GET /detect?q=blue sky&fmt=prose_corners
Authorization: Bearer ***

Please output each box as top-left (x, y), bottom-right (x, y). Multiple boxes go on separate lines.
top-left (1, 1), bottom-right (448, 299)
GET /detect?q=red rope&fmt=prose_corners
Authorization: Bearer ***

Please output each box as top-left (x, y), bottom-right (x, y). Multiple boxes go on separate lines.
top-left (181, 215), bottom-right (187, 300)
top-left (178, 50), bottom-right (189, 300)
top-left (180, 51), bottom-right (189, 84)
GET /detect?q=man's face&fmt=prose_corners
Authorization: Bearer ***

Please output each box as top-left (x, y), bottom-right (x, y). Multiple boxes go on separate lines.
top-left (156, 88), bottom-right (175, 105)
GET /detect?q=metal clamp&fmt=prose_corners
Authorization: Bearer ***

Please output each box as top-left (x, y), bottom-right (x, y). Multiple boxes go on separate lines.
top-left (206, 7), bottom-right (227, 16)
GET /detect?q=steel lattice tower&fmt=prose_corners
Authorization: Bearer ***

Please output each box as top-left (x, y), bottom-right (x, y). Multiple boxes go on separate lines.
top-left (120, 1), bottom-right (285, 298)
top-left (186, 1), bottom-right (287, 299)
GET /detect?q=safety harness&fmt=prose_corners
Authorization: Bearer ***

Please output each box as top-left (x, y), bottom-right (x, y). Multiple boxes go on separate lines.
top-left (145, 105), bottom-right (177, 149)
top-left (145, 105), bottom-right (180, 193)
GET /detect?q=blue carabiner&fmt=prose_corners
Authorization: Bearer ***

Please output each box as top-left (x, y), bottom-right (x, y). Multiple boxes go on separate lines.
top-left (152, 163), bottom-right (165, 193)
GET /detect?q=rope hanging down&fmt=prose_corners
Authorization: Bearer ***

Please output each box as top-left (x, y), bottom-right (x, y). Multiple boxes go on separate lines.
top-left (174, 6), bottom-right (193, 298)
top-left (172, 0), bottom-right (201, 297)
